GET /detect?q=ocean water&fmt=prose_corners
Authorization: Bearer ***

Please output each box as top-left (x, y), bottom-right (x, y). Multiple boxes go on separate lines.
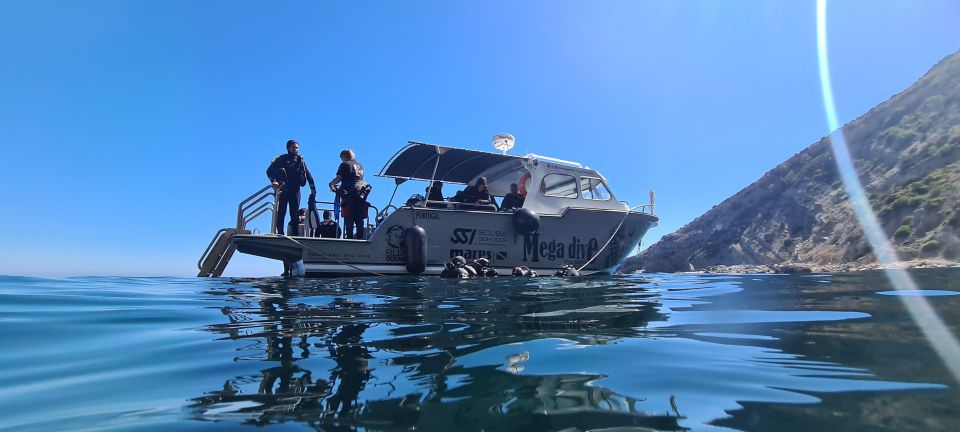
top-left (1, 270), bottom-right (958, 431)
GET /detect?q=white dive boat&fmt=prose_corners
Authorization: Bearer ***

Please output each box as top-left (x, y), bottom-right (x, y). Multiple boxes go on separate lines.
top-left (198, 141), bottom-right (658, 277)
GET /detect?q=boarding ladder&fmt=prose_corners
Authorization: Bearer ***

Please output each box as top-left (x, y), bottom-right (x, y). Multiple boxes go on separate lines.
top-left (197, 185), bottom-right (277, 277)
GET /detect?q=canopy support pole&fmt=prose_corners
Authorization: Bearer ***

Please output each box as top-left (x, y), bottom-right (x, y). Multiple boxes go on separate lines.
top-left (423, 146), bottom-right (442, 208)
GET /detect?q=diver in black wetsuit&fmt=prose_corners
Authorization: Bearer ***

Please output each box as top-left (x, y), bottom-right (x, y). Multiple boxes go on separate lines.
top-left (426, 181), bottom-right (445, 208)
top-left (328, 149), bottom-right (367, 239)
top-left (316, 210), bottom-right (340, 238)
top-left (267, 140), bottom-right (316, 235)
top-left (500, 183), bottom-right (525, 210)
top-left (455, 176), bottom-right (498, 210)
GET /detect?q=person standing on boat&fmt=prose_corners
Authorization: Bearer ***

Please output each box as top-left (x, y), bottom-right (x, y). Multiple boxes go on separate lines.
top-left (329, 149), bottom-right (367, 239)
top-left (500, 183), bottom-right (525, 210)
top-left (267, 139), bottom-right (316, 235)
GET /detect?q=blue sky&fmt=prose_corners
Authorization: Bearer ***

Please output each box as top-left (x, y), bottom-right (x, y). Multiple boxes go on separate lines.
top-left (1, 1), bottom-right (958, 277)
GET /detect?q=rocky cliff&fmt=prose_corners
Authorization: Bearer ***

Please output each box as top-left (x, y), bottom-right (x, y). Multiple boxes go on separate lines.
top-left (623, 51), bottom-right (960, 273)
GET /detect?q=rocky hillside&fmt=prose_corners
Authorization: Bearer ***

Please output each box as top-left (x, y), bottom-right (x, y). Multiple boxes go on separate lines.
top-left (624, 51), bottom-right (960, 273)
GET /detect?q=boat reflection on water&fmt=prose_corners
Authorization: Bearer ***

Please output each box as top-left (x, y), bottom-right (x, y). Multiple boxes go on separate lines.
top-left (188, 277), bottom-right (685, 430)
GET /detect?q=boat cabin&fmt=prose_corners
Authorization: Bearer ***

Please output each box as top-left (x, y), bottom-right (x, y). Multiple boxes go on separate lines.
top-left (379, 142), bottom-right (629, 215)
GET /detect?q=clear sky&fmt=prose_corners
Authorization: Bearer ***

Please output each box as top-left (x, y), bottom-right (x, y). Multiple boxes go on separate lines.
top-left (1, 1), bottom-right (958, 277)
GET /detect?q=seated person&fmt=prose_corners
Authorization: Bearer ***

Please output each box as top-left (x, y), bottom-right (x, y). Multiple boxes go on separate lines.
top-left (500, 183), bottom-right (525, 210)
top-left (425, 181), bottom-right (446, 208)
top-left (316, 210), bottom-right (341, 238)
top-left (287, 208), bottom-right (307, 235)
top-left (454, 177), bottom-right (498, 211)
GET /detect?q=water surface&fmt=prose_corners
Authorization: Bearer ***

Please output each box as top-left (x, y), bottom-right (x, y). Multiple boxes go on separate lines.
top-left (1, 270), bottom-right (958, 431)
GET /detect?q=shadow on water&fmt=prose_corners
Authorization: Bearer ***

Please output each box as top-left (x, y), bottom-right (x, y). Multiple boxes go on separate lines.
top-left (184, 271), bottom-right (959, 431)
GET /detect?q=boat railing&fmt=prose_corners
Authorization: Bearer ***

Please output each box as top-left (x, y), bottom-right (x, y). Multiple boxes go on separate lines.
top-left (422, 199), bottom-right (499, 212)
top-left (628, 203), bottom-right (655, 215)
top-left (419, 199), bottom-right (654, 215)
top-left (243, 202), bottom-right (275, 228)
top-left (237, 185), bottom-right (277, 231)
top-left (233, 185), bottom-right (383, 232)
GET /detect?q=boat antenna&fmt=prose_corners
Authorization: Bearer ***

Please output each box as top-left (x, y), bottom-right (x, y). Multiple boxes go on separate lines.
top-left (493, 134), bottom-right (515, 155)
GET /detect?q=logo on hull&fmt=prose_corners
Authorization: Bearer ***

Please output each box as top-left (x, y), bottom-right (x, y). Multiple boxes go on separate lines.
top-left (385, 225), bottom-right (406, 262)
top-left (521, 233), bottom-right (600, 263)
top-left (450, 228), bottom-right (508, 246)
top-left (449, 249), bottom-right (508, 262)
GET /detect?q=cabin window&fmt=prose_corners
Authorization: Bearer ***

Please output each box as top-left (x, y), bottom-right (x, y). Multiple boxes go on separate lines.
top-left (580, 177), bottom-right (611, 200)
top-left (540, 173), bottom-right (579, 198)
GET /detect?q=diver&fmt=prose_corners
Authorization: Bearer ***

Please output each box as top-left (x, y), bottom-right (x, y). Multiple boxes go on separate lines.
top-left (267, 139), bottom-right (316, 235)
top-left (328, 149), bottom-right (368, 239)
top-left (455, 176), bottom-right (497, 211)
top-left (500, 182), bottom-right (525, 211)
top-left (316, 210), bottom-right (341, 238)
top-left (425, 181), bottom-right (446, 208)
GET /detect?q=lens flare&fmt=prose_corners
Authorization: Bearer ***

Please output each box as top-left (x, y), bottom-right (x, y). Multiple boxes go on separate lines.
top-left (816, 0), bottom-right (960, 383)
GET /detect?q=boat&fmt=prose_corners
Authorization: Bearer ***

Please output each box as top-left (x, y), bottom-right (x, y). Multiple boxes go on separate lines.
top-left (197, 139), bottom-right (658, 277)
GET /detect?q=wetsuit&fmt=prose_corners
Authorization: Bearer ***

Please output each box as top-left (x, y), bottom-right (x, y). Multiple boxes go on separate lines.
top-left (317, 220), bottom-right (340, 238)
top-left (501, 192), bottom-right (525, 210)
top-left (267, 153), bottom-right (316, 235)
top-left (459, 186), bottom-right (498, 210)
top-left (336, 159), bottom-right (366, 239)
top-left (426, 184), bottom-right (445, 208)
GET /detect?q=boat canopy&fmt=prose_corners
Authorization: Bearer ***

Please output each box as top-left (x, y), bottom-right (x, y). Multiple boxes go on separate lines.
top-left (378, 142), bottom-right (529, 184)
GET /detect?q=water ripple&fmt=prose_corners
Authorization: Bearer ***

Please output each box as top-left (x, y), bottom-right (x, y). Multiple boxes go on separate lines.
top-left (1, 270), bottom-right (958, 431)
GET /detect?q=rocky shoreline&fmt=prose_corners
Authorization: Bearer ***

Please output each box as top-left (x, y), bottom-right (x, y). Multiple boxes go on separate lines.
top-left (626, 258), bottom-right (960, 274)
top-left (624, 51), bottom-right (960, 275)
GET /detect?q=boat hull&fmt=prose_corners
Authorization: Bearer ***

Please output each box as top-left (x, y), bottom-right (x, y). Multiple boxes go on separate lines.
top-left (233, 206), bottom-right (657, 277)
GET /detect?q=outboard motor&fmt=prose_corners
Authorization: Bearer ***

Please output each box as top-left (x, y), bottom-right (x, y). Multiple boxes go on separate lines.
top-left (403, 226), bottom-right (427, 274)
top-left (513, 208), bottom-right (540, 236)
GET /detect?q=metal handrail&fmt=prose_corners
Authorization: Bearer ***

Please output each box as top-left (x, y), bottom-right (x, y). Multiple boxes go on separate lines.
top-left (630, 204), bottom-right (653, 215)
top-left (237, 185), bottom-right (276, 230)
top-left (231, 185), bottom-right (387, 238)
top-left (242, 203), bottom-right (275, 227)
top-left (198, 228), bottom-right (228, 271)
top-left (239, 193), bottom-right (274, 219)
top-left (421, 199), bottom-right (498, 212)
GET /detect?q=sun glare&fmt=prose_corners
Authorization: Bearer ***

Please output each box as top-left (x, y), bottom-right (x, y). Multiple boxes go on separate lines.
top-left (816, 0), bottom-right (960, 383)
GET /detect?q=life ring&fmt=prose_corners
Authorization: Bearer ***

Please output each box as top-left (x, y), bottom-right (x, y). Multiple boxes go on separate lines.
top-left (518, 172), bottom-right (531, 196)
